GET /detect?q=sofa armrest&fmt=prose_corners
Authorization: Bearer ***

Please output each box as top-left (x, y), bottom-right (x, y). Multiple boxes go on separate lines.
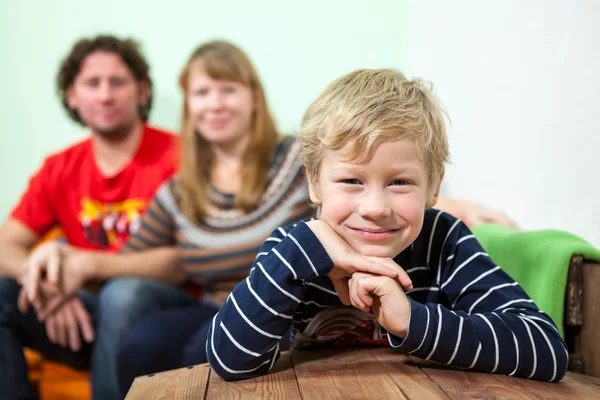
top-left (565, 255), bottom-right (600, 377)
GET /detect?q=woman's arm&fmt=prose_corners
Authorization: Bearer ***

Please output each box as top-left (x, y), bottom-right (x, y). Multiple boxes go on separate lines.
top-left (435, 195), bottom-right (518, 229)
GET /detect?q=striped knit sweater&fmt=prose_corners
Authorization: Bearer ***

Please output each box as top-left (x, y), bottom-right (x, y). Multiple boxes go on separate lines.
top-left (122, 135), bottom-right (315, 305)
top-left (207, 209), bottom-right (569, 382)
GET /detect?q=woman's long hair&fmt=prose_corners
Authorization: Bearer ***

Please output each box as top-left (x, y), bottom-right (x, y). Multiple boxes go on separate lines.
top-left (177, 40), bottom-right (279, 222)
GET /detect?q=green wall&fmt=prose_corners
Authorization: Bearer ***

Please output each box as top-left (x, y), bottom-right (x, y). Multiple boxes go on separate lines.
top-left (0, 0), bottom-right (407, 220)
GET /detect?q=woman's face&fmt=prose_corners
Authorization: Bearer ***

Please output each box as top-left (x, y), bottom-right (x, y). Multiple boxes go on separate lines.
top-left (186, 69), bottom-right (255, 147)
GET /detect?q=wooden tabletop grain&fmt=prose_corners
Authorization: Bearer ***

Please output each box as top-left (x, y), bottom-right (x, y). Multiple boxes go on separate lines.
top-left (126, 347), bottom-right (600, 399)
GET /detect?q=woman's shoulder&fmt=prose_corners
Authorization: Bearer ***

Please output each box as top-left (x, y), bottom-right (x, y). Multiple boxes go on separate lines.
top-left (151, 176), bottom-right (184, 211)
top-left (269, 134), bottom-right (302, 170)
top-left (274, 134), bottom-right (299, 156)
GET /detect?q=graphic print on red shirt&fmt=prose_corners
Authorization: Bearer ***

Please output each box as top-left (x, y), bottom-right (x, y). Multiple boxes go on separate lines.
top-left (11, 124), bottom-right (179, 251)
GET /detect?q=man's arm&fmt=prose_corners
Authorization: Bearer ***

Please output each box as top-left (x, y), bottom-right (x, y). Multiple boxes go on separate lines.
top-left (0, 219), bottom-right (39, 279)
top-left (27, 243), bottom-right (186, 318)
top-left (3, 155), bottom-right (61, 280)
top-left (25, 182), bottom-right (184, 308)
top-left (80, 246), bottom-right (186, 284)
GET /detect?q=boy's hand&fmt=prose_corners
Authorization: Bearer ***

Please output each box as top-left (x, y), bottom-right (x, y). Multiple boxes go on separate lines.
top-left (348, 271), bottom-right (411, 338)
top-left (305, 220), bottom-right (411, 305)
top-left (365, 256), bottom-right (413, 291)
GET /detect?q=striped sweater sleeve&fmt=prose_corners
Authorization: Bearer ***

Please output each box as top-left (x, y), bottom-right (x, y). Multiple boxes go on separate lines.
top-left (207, 221), bottom-right (333, 381)
top-left (120, 182), bottom-right (176, 253)
top-left (388, 218), bottom-right (568, 382)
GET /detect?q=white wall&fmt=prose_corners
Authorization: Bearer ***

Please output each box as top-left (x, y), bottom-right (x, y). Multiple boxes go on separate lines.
top-left (2, 0), bottom-right (598, 248)
top-left (0, 0), bottom-right (408, 221)
top-left (405, 0), bottom-right (600, 247)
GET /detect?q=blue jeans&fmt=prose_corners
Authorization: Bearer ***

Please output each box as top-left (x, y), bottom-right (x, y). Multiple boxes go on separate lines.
top-left (117, 302), bottom-right (220, 396)
top-left (0, 276), bottom-right (195, 400)
top-left (117, 302), bottom-right (294, 396)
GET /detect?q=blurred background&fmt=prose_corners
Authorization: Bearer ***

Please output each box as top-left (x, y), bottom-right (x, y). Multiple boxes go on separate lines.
top-left (1, 0), bottom-right (598, 247)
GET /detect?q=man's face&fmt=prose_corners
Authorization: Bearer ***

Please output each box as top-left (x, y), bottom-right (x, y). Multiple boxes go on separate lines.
top-left (308, 139), bottom-right (441, 258)
top-left (67, 50), bottom-right (148, 138)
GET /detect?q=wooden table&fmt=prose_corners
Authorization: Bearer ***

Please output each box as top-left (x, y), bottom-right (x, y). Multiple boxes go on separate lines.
top-left (126, 347), bottom-right (600, 399)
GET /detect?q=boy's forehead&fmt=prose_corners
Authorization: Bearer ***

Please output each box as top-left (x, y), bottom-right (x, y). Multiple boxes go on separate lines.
top-left (331, 137), bottom-right (425, 164)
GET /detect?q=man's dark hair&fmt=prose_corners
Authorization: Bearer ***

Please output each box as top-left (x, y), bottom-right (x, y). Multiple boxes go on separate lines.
top-left (56, 35), bottom-right (153, 125)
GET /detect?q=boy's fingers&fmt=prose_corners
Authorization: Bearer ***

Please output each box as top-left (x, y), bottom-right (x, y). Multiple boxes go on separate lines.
top-left (350, 277), bottom-right (373, 312)
top-left (348, 278), bottom-right (367, 311)
top-left (352, 256), bottom-right (398, 278)
top-left (331, 276), bottom-right (351, 306)
top-left (365, 257), bottom-right (413, 290)
top-left (396, 269), bottom-right (413, 291)
top-left (349, 292), bottom-right (369, 312)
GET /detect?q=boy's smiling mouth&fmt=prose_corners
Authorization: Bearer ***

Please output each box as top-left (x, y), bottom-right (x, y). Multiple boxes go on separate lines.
top-left (347, 226), bottom-right (400, 241)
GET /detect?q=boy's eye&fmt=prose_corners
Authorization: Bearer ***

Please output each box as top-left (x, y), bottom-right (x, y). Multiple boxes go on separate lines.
top-left (222, 86), bottom-right (236, 93)
top-left (342, 179), bottom-right (361, 185)
top-left (194, 88), bottom-right (208, 96)
top-left (391, 179), bottom-right (409, 186)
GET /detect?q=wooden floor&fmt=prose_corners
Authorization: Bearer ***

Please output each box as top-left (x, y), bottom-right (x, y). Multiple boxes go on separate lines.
top-left (126, 347), bottom-right (600, 399)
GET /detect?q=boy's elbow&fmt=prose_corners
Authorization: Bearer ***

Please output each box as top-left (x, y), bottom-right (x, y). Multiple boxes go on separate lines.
top-left (209, 365), bottom-right (242, 382)
top-left (548, 334), bottom-right (569, 382)
top-left (208, 360), bottom-right (263, 382)
top-left (207, 345), bottom-right (264, 382)
top-left (519, 343), bottom-right (569, 382)
top-left (552, 349), bottom-right (569, 382)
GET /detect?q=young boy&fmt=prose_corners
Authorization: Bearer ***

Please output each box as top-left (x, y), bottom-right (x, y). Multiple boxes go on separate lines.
top-left (206, 69), bottom-right (568, 382)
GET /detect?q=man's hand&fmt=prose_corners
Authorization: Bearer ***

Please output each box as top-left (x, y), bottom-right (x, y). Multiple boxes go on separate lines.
top-left (43, 297), bottom-right (95, 351)
top-left (17, 286), bottom-right (95, 351)
top-left (24, 241), bottom-right (63, 303)
top-left (348, 271), bottom-right (411, 339)
top-left (305, 220), bottom-right (411, 305)
top-left (23, 242), bottom-right (96, 314)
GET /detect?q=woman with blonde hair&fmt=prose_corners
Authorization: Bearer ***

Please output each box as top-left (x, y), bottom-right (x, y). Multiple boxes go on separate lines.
top-left (115, 40), bottom-right (316, 393)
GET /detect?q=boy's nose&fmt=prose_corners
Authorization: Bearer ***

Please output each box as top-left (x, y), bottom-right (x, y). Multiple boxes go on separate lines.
top-left (358, 191), bottom-right (392, 220)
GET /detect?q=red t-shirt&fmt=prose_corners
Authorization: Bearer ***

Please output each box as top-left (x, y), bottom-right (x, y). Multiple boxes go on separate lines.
top-left (11, 124), bottom-right (179, 252)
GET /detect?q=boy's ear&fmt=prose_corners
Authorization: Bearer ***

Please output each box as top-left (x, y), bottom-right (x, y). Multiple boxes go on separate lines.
top-left (426, 169), bottom-right (445, 208)
top-left (305, 169), bottom-right (322, 205)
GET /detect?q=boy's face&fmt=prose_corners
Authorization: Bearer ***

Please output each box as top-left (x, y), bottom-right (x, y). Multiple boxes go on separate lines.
top-left (308, 139), bottom-right (441, 258)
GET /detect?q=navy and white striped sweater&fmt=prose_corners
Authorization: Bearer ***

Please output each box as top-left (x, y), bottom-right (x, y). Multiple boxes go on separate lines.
top-left (207, 209), bottom-right (568, 382)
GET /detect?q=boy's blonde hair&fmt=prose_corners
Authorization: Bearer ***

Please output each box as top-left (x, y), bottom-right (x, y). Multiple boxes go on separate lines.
top-left (297, 68), bottom-right (450, 200)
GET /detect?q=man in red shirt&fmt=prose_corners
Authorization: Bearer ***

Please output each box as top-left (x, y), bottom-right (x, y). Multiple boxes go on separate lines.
top-left (0, 35), bottom-right (185, 400)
